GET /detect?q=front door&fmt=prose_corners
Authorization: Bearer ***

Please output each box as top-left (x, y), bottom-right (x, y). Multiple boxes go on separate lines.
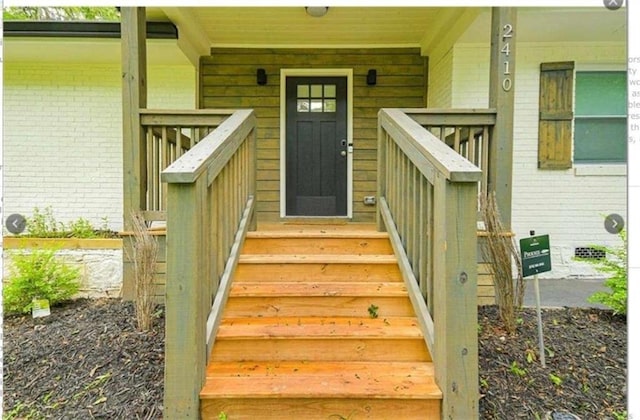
top-left (285, 76), bottom-right (348, 216)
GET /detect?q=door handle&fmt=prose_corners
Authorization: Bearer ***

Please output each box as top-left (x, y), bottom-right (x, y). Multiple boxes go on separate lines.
top-left (340, 151), bottom-right (347, 156)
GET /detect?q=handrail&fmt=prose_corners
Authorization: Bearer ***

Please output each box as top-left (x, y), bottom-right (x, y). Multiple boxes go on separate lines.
top-left (161, 109), bottom-right (257, 419)
top-left (140, 109), bottom-right (237, 218)
top-left (403, 108), bottom-right (496, 199)
top-left (377, 108), bottom-right (480, 419)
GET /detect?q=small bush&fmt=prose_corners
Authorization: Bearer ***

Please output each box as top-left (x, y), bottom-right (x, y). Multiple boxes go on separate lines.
top-left (68, 217), bottom-right (96, 238)
top-left (575, 229), bottom-right (627, 315)
top-left (21, 206), bottom-right (116, 238)
top-left (26, 206), bottom-right (64, 238)
top-left (3, 248), bottom-right (81, 314)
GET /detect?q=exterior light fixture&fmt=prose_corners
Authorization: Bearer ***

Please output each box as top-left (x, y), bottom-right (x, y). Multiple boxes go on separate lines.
top-left (305, 7), bottom-right (329, 17)
top-left (257, 68), bottom-right (267, 85)
top-left (367, 69), bottom-right (377, 86)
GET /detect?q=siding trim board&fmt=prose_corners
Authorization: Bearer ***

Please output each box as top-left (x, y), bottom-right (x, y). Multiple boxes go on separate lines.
top-left (201, 47), bottom-right (426, 222)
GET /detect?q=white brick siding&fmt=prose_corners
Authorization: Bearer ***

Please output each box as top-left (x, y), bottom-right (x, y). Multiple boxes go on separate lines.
top-left (452, 42), bottom-right (627, 278)
top-left (3, 63), bottom-right (195, 232)
top-left (427, 48), bottom-right (453, 108)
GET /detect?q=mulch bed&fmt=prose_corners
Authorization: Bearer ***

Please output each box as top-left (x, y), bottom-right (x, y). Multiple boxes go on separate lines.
top-left (3, 299), bottom-right (164, 419)
top-left (3, 299), bottom-right (626, 419)
top-left (479, 305), bottom-right (627, 419)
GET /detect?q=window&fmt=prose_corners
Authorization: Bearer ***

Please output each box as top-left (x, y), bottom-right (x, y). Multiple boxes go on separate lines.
top-left (296, 84), bottom-right (336, 113)
top-left (574, 71), bottom-right (627, 163)
top-left (538, 62), bottom-right (627, 169)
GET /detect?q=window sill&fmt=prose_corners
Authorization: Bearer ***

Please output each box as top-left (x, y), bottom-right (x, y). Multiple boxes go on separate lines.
top-left (574, 164), bottom-right (626, 177)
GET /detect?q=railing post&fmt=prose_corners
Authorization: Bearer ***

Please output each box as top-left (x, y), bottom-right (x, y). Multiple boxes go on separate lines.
top-left (121, 7), bottom-right (147, 230)
top-left (164, 179), bottom-right (207, 419)
top-left (249, 128), bottom-right (258, 232)
top-left (433, 176), bottom-right (479, 419)
top-left (376, 114), bottom-right (387, 232)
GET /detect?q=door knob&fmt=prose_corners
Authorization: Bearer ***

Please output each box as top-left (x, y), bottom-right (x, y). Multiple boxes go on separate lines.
top-left (340, 151), bottom-right (347, 156)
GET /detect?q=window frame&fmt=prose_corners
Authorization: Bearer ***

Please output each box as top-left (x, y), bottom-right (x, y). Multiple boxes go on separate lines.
top-left (572, 64), bottom-right (627, 167)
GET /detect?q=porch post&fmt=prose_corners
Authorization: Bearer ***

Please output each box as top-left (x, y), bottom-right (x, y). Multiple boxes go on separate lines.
top-left (121, 7), bottom-right (147, 230)
top-left (488, 7), bottom-right (516, 229)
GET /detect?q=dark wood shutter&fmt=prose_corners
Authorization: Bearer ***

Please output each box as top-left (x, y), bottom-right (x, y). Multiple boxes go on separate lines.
top-left (538, 61), bottom-right (574, 169)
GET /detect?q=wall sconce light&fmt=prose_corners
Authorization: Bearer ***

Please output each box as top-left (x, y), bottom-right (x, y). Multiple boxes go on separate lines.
top-left (257, 68), bottom-right (267, 85)
top-left (367, 69), bottom-right (377, 86)
top-left (305, 6), bottom-right (329, 17)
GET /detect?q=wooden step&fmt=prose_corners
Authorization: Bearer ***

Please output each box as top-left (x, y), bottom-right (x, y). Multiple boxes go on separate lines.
top-left (210, 317), bottom-right (430, 362)
top-left (217, 316), bottom-right (423, 339)
top-left (222, 295), bottom-right (415, 318)
top-left (201, 361), bottom-right (441, 419)
top-left (234, 262), bottom-right (403, 283)
top-left (203, 361), bottom-right (440, 397)
top-left (226, 282), bottom-right (411, 317)
top-left (230, 282), bottom-right (408, 297)
top-left (242, 236), bottom-right (393, 255)
top-left (239, 254), bottom-right (398, 264)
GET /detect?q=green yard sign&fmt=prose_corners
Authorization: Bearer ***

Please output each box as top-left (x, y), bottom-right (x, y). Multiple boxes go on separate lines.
top-left (520, 235), bottom-right (551, 277)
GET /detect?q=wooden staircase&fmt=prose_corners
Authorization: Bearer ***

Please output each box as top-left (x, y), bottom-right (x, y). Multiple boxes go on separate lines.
top-left (200, 225), bottom-right (442, 419)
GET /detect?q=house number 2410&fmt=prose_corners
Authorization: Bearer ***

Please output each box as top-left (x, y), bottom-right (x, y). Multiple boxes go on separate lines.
top-left (501, 24), bottom-right (513, 92)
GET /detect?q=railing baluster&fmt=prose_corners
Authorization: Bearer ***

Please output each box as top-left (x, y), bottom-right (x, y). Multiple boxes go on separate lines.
top-left (482, 125), bottom-right (490, 198)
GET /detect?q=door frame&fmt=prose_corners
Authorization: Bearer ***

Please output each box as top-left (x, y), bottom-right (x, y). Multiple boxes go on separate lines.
top-left (279, 68), bottom-right (354, 218)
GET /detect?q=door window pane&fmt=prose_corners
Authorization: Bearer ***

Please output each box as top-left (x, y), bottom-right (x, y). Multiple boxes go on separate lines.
top-left (297, 99), bottom-right (309, 112)
top-left (324, 99), bottom-right (336, 112)
top-left (310, 100), bottom-right (323, 112)
top-left (324, 85), bottom-right (336, 98)
top-left (310, 85), bottom-right (323, 98)
top-left (297, 85), bottom-right (309, 97)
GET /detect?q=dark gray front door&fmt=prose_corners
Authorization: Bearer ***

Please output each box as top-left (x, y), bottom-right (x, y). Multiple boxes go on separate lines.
top-left (286, 76), bottom-right (348, 216)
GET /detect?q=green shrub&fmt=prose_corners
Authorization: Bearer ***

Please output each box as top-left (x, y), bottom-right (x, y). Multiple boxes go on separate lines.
top-left (21, 206), bottom-right (115, 238)
top-left (26, 206), bottom-right (64, 238)
top-left (68, 217), bottom-right (97, 238)
top-left (3, 248), bottom-right (81, 314)
top-left (575, 229), bottom-right (627, 315)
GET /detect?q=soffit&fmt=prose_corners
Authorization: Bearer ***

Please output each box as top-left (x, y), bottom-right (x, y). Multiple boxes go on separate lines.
top-left (3, 38), bottom-right (192, 66)
top-left (156, 7), bottom-right (449, 47)
top-left (458, 7), bottom-right (627, 44)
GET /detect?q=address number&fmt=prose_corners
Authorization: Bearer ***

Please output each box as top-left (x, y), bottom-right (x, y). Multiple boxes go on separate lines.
top-left (501, 23), bottom-right (513, 92)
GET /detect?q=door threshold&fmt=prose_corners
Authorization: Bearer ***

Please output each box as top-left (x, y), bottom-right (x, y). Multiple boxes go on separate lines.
top-left (280, 216), bottom-right (351, 225)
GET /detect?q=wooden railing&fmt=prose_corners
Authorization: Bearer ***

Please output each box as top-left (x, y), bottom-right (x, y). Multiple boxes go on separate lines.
top-left (377, 108), bottom-right (481, 419)
top-left (139, 109), bottom-right (235, 220)
top-left (161, 109), bottom-right (257, 419)
top-left (404, 108), bottom-right (496, 198)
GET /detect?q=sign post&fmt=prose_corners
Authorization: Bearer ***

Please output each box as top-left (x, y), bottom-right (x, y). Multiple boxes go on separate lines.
top-left (520, 231), bottom-right (552, 368)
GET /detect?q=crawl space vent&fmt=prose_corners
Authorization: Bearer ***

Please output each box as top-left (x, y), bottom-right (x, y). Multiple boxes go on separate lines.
top-left (574, 247), bottom-right (605, 260)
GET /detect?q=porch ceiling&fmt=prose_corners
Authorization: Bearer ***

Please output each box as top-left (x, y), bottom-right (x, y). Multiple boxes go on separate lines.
top-left (149, 6), bottom-right (626, 63)
top-left (150, 7), bottom-right (456, 47)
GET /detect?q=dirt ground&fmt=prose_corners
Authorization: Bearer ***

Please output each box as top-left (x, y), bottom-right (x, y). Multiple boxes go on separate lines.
top-left (2, 299), bottom-right (627, 419)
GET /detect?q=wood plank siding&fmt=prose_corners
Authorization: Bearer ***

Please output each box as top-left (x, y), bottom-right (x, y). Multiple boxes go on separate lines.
top-left (200, 48), bottom-right (427, 222)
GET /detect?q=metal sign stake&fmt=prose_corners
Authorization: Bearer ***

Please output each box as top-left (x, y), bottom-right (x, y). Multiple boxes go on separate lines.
top-left (533, 272), bottom-right (546, 368)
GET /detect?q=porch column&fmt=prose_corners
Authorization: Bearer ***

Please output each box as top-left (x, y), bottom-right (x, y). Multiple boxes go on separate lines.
top-left (121, 7), bottom-right (148, 230)
top-left (488, 7), bottom-right (516, 229)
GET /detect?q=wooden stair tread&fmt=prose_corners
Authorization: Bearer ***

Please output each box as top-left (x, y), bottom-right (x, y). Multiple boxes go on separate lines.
top-left (242, 237), bottom-right (393, 255)
top-left (218, 317), bottom-right (423, 339)
top-left (201, 361), bottom-right (441, 399)
top-left (247, 230), bottom-right (389, 239)
top-left (239, 254), bottom-right (398, 264)
top-left (235, 263), bottom-right (402, 283)
top-left (230, 282), bottom-right (408, 297)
